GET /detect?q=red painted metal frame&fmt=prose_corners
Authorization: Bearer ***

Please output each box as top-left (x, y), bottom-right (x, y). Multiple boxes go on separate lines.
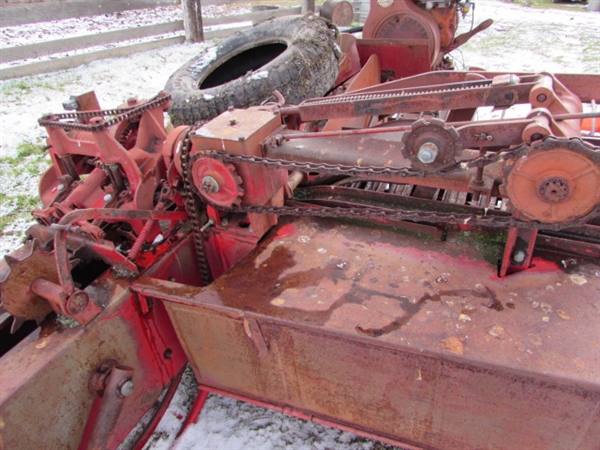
top-left (133, 216), bottom-right (600, 450)
top-left (0, 283), bottom-right (187, 449)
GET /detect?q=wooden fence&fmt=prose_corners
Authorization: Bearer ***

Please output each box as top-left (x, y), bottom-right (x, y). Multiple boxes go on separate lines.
top-left (0, 0), bottom-right (310, 80)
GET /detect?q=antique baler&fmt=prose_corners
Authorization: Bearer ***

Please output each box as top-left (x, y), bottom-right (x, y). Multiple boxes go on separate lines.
top-left (1, 1), bottom-right (599, 449)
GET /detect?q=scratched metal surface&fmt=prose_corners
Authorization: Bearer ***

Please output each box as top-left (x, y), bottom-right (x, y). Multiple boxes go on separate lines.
top-left (158, 217), bottom-right (600, 449)
top-left (203, 217), bottom-right (600, 383)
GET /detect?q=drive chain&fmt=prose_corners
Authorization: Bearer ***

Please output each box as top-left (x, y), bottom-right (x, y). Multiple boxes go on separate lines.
top-left (194, 137), bottom-right (598, 232)
top-left (180, 129), bottom-right (213, 286)
top-left (38, 92), bottom-right (172, 132)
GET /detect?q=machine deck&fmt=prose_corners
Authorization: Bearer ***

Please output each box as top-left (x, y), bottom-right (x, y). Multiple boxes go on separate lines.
top-left (137, 217), bottom-right (600, 450)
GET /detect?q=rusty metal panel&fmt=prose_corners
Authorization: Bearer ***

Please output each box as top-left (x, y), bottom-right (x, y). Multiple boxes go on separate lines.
top-left (140, 216), bottom-right (600, 449)
top-left (0, 275), bottom-right (187, 450)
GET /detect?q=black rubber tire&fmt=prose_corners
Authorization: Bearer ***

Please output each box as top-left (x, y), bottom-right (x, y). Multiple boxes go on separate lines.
top-left (165, 14), bottom-right (340, 126)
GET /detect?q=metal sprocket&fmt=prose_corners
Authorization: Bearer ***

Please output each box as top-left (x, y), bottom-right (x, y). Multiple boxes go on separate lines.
top-left (191, 157), bottom-right (244, 208)
top-left (400, 118), bottom-right (462, 172)
top-left (501, 137), bottom-right (600, 224)
top-left (0, 240), bottom-right (58, 323)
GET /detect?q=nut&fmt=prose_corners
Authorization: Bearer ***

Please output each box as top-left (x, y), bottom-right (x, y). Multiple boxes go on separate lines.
top-left (417, 142), bottom-right (439, 164)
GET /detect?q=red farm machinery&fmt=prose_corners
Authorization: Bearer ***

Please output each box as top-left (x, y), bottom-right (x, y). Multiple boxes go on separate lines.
top-left (1, 1), bottom-right (599, 449)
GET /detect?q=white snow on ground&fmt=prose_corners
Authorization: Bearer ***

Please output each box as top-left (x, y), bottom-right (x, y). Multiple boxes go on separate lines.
top-left (0, 1), bottom-right (599, 449)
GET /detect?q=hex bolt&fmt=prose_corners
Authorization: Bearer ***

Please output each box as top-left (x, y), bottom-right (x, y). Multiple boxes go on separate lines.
top-left (118, 379), bottom-right (135, 397)
top-left (417, 142), bottom-right (439, 164)
top-left (103, 193), bottom-right (113, 202)
top-left (201, 176), bottom-right (220, 194)
top-left (513, 250), bottom-right (527, 264)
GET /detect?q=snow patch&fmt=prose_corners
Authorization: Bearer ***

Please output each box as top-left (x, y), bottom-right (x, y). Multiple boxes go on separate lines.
top-left (249, 70), bottom-right (269, 81)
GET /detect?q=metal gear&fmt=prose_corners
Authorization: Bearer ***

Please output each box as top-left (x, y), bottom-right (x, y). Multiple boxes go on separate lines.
top-left (501, 137), bottom-right (600, 224)
top-left (0, 240), bottom-right (58, 323)
top-left (401, 118), bottom-right (462, 172)
top-left (191, 157), bottom-right (244, 208)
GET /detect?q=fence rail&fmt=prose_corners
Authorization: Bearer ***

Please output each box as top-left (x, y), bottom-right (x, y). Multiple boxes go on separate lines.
top-left (0, 0), bottom-right (179, 27)
top-left (0, 0), bottom-right (306, 80)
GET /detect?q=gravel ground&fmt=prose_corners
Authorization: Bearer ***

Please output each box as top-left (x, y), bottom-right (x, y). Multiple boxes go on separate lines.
top-left (0, 1), bottom-right (598, 449)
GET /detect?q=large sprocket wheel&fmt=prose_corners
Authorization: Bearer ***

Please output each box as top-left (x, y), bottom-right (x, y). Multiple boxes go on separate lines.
top-left (502, 138), bottom-right (600, 224)
top-left (401, 118), bottom-right (461, 172)
top-left (165, 14), bottom-right (340, 126)
top-left (0, 240), bottom-right (57, 323)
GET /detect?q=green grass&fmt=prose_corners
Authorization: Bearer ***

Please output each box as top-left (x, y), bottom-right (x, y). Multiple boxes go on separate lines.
top-left (0, 141), bottom-right (47, 165)
top-left (0, 140), bottom-right (50, 234)
top-left (0, 195), bottom-right (42, 233)
top-left (0, 75), bottom-right (82, 102)
top-left (451, 229), bottom-right (508, 265)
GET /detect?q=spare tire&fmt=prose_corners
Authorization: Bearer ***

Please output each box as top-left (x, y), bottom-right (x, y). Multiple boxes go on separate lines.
top-left (165, 14), bottom-right (340, 126)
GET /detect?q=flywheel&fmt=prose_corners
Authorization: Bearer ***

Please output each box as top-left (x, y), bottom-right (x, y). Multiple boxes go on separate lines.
top-left (501, 138), bottom-right (600, 224)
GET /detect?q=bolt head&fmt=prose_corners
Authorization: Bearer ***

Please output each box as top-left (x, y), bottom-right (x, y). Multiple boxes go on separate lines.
top-left (103, 193), bottom-right (113, 202)
top-left (57, 184), bottom-right (66, 192)
top-left (417, 142), bottom-right (439, 164)
top-left (66, 291), bottom-right (89, 315)
top-left (201, 175), bottom-right (220, 194)
top-left (118, 379), bottom-right (134, 397)
top-left (513, 250), bottom-right (526, 264)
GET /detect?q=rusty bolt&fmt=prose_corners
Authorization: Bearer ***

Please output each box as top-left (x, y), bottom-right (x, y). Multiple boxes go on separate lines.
top-left (201, 176), bottom-right (220, 194)
top-left (118, 379), bottom-right (135, 397)
top-left (67, 291), bottom-right (90, 315)
top-left (127, 98), bottom-right (138, 106)
top-left (229, 118), bottom-right (237, 126)
top-left (417, 142), bottom-right (439, 164)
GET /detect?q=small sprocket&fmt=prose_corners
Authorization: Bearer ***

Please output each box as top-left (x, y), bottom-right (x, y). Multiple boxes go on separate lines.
top-left (401, 118), bottom-right (462, 172)
top-left (191, 157), bottom-right (244, 208)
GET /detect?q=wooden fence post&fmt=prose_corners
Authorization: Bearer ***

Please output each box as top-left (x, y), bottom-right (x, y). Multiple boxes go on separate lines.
top-left (302, 0), bottom-right (316, 13)
top-left (182, 0), bottom-right (204, 42)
